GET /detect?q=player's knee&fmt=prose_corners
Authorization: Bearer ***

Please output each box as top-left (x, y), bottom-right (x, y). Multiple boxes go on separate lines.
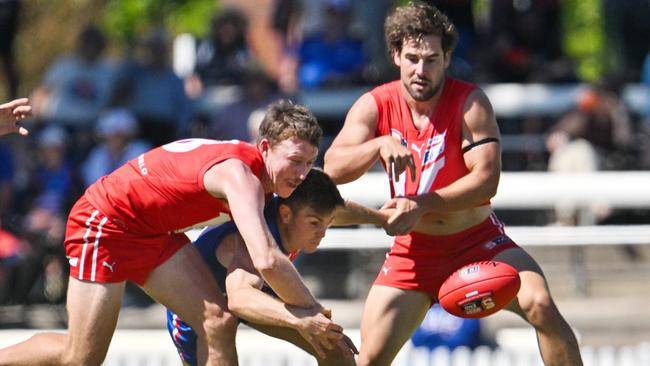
top-left (520, 290), bottom-right (556, 327)
top-left (202, 302), bottom-right (237, 338)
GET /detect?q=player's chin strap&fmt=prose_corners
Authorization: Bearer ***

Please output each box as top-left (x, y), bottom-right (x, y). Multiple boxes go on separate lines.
top-left (462, 137), bottom-right (500, 154)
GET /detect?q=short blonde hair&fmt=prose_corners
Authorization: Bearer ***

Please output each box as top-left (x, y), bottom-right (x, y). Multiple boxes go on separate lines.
top-left (258, 100), bottom-right (322, 147)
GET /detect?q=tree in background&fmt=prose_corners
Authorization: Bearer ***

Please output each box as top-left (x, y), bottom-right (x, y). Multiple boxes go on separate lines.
top-left (12, 0), bottom-right (216, 99)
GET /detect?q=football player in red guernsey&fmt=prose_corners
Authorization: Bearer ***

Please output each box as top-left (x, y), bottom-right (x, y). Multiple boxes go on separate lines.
top-left (324, 3), bottom-right (582, 366)
top-left (0, 101), bottom-right (344, 366)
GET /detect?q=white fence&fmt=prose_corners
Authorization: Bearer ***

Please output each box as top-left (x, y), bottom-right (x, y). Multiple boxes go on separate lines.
top-left (1, 329), bottom-right (648, 366)
top-left (324, 171), bottom-right (650, 250)
top-left (336, 171), bottom-right (650, 211)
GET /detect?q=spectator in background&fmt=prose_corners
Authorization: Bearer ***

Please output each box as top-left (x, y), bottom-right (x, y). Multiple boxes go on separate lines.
top-left (189, 8), bottom-right (253, 95)
top-left (546, 78), bottom-right (634, 225)
top-left (209, 67), bottom-right (280, 142)
top-left (112, 29), bottom-right (191, 147)
top-left (0, 0), bottom-right (21, 99)
top-left (18, 191), bottom-right (68, 305)
top-left (23, 126), bottom-right (77, 210)
top-left (476, 0), bottom-right (577, 83)
top-left (429, 0), bottom-right (476, 81)
top-left (9, 127), bottom-right (76, 307)
top-left (411, 304), bottom-right (482, 351)
top-left (0, 141), bottom-right (15, 223)
top-left (31, 25), bottom-right (116, 137)
top-left (297, 0), bottom-right (368, 89)
top-left (220, 0), bottom-right (303, 94)
top-left (80, 109), bottom-right (151, 187)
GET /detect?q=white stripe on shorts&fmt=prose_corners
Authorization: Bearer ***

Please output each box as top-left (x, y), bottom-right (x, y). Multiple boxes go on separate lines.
top-left (489, 212), bottom-right (505, 234)
top-left (79, 210), bottom-right (100, 280)
top-left (90, 217), bottom-right (109, 282)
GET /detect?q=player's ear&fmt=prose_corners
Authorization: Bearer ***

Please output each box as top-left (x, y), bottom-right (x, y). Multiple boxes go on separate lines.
top-left (258, 138), bottom-right (271, 156)
top-left (443, 51), bottom-right (452, 68)
top-left (278, 204), bottom-right (293, 224)
top-left (392, 49), bottom-right (401, 67)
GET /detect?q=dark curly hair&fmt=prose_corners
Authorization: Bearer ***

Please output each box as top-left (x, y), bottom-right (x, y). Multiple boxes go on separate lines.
top-left (384, 1), bottom-right (458, 57)
top-left (258, 100), bottom-right (322, 148)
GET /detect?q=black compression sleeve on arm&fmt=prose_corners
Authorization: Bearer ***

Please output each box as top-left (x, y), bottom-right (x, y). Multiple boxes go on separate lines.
top-left (462, 137), bottom-right (500, 153)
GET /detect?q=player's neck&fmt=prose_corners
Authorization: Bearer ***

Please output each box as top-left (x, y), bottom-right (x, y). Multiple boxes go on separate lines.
top-left (405, 85), bottom-right (444, 118)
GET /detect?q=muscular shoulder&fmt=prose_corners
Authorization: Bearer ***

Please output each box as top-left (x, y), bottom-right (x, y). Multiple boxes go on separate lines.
top-left (463, 88), bottom-right (497, 133)
top-left (203, 158), bottom-right (259, 199)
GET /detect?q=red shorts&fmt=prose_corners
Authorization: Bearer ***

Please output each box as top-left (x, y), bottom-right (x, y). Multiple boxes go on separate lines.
top-left (64, 196), bottom-right (189, 286)
top-left (373, 214), bottom-right (519, 300)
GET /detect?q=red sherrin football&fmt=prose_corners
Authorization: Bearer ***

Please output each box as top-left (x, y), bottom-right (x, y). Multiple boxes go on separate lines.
top-left (438, 261), bottom-right (520, 318)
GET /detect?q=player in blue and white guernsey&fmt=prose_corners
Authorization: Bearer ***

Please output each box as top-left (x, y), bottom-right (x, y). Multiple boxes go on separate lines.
top-left (166, 169), bottom-right (357, 366)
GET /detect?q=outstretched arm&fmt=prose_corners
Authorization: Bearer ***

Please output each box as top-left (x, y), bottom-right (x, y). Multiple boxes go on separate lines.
top-left (204, 159), bottom-right (318, 308)
top-left (0, 98), bottom-right (31, 136)
top-left (331, 200), bottom-right (389, 227)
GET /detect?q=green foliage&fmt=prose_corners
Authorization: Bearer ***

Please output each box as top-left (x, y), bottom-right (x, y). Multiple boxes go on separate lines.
top-left (102, 0), bottom-right (216, 46)
top-left (561, 0), bottom-right (605, 81)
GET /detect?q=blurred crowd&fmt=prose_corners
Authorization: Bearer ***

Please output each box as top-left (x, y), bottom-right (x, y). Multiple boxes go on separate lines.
top-left (0, 0), bottom-right (650, 318)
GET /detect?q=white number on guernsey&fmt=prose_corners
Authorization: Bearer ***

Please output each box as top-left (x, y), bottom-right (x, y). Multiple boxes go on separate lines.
top-left (162, 139), bottom-right (239, 153)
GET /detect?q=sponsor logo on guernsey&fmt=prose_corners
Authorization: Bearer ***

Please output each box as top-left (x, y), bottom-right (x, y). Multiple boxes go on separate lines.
top-left (483, 235), bottom-right (509, 250)
top-left (382, 265), bottom-right (392, 275)
top-left (102, 261), bottom-right (116, 273)
top-left (411, 142), bottom-right (426, 159)
top-left (137, 153), bottom-right (148, 175)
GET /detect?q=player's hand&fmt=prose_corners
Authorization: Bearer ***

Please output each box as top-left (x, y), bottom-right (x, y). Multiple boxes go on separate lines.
top-left (292, 306), bottom-right (344, 359)
top-left (378, 135), bottom-right (415, 182)
top-left (381, 196), bottom-right (423, 236)
top-left (0, 98), bottom-right (31, 136)
top-left (337, 332), bottom-right (359, 357)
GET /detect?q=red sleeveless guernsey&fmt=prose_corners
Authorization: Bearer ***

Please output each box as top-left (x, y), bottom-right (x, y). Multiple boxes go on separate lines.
top-left (84, 139), bottom-right (264, 235)
top-left (370, 78), bottom-right (516, 296)
top-left (371, 77), bottom-right (476, 198)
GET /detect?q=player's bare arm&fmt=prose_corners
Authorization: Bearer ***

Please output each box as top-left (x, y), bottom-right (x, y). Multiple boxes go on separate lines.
top-left (416, 88), bottom-right (501, 212)
top-left (331, 200), bottom-right (389, 227)
top-left (382, 89), bottom-right (500, 235)
top-left (0, 98), bottom-right (31, 136)
top-left (324, 93), bottom-right (415, 184)
top-left (204, 159), bottom-right (319, 308)
top-left (223, 234), bottom-right (351, 359)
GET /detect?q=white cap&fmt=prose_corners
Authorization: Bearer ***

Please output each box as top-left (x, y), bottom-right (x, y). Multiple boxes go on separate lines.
top-left (96, 109), bottom-right (138, 137)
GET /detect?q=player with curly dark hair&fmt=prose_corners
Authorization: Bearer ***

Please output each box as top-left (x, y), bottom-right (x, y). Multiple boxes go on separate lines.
top-left (325, 2), bottom-right (583, 365)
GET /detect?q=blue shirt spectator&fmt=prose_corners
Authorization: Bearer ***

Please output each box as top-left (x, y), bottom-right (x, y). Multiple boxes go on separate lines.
top-left (34, 25), bottom-right (116, 129)
top-left (112, 30), bottom-right (191, 147)
top-left (411, 304), bottom-right (482, 350)
top-left (81, 109), bottom-right (151, 187)
top-left (298, 0), bottom-right (367, 89)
